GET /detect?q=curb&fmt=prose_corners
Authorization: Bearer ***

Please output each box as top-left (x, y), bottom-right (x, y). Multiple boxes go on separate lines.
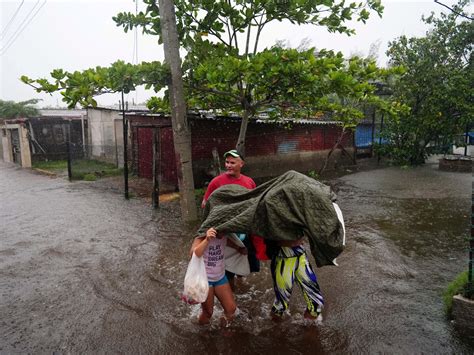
top-left (33, 168), bottom-right (58, 178)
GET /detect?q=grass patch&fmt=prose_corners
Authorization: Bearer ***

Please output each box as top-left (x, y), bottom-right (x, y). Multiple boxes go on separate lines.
top-left (33, 160), bottom-right (67, 171)
top-left (443, 270), bottom-right (468, 316)
top-left (71, 159), bottom-right (122, 180)
top-left (33, 159), bottom-right (122, 181)
top-left (83, 173), bottom-right (97, 181)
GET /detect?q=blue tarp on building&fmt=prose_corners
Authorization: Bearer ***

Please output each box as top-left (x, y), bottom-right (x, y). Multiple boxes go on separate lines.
top-left (356, 125), bottom-right (388, 148)
top-left (467, 132), bottom-right (474, 144)
top-left (355, 125), bottom-right (373, 148)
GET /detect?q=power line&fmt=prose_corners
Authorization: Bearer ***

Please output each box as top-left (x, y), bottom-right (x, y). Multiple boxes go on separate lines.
top-left (0, 0), bottom-right (25, 40)
top-left (0, 0), bottom-right (47, 56)
top-left (1, 0), bottom-right (40, 49)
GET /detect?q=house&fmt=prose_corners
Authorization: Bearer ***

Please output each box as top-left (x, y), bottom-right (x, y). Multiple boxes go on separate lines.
top-left (1, 109), bottom-right (87, 167)
top-left (1, 118), bottom-right (31, 167)
top-left (127, 111), bottom-right (355, 189)
top-left (86, 106), bottom-right (150, 168)
top-left (86, 107), bottom-right (124, 167)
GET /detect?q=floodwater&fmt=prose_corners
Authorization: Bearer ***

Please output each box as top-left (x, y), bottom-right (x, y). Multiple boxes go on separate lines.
top-left (0, 158), bottom-right (472, 354)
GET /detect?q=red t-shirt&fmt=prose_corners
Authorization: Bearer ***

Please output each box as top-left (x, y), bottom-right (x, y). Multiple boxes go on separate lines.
top-left (202, 173), bottom-right (256, 203)
top-left (202, 173), bottom-right (269, 260)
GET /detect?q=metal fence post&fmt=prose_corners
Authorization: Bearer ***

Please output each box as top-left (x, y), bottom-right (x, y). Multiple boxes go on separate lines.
top-left (121, 92), bottom-right (129, 200)
top-left (152, 127), bottom-right (159, 209)
top-left (66, 121), bottom-right (72, 181)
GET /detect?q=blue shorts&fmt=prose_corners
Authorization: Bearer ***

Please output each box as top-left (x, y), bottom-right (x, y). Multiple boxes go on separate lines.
top-left (208, 275), bottom-right (228, 287)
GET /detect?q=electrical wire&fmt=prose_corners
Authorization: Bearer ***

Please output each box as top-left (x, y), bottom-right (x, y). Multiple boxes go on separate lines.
top-left (0, 0), bottom-right (25, 40)
top-left (1, 0), bottom-right (40, 52)
top-left (0, 0), bottom-right (47, 56)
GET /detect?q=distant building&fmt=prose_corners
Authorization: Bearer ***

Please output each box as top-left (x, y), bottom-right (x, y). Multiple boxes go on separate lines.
top-left (127, 111), bottom-right (355, 188)
top-left (1, 109), bottom-right (87, 167)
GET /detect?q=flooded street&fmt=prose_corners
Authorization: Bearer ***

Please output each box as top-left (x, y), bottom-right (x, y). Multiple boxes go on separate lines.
top-left (0, 158), bottom-right (472, 354)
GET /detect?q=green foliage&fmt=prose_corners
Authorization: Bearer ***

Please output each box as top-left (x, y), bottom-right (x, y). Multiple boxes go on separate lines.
top-left (380, 0), bottom-right (473, 165)
top-left (0, 99), bottom-right (40, 119)
top-left (188, 46), bottom-right (394, 126)
top-left (33, 159), bottom-right (122, 180)
top-left (194, 188), bottom-right (205, 200)
top-left (443, 270), bottom-right (469, 316)
top-left (71, 159), bottom-right (123, 180)
top-left (147, 96), bottom-right (170, 113)
top-left (114, 0), bottom-right (384, 50)
top-left (307, 170), bottom-right (320, 180)
top-left (23, 0), bottom-right (389, 151)
top-left (116, 0), bottom-right (388, 152)
top-left (21, 61), bottom-right (169, 109)
top-left (32, 160), bottom-right (67, 171)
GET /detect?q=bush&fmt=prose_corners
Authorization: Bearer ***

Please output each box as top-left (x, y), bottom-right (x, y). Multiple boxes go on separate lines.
top-left (443, 270), bottom-right (468, 316)
top-left (195, 188), bottom-right (205, 201)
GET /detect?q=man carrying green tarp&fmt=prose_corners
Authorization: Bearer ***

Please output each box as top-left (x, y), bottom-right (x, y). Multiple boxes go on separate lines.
top-left (196, 170), bottom-right (346, 320)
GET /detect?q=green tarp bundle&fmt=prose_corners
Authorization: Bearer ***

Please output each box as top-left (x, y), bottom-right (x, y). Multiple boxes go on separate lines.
top-left (197, 170), bottom-right (345, 267)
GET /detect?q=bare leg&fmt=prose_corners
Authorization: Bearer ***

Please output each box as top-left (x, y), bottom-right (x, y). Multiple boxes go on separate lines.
top-left (214, 282), bottom-right (236, 326)
top-left (198, 287), bottom-right (214, 325)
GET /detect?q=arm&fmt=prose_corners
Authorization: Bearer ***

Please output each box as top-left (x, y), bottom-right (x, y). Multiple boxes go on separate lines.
top-left (227, 238), bottom-right (248, 255)
top-left (190, 228), bottom-right (217, 257)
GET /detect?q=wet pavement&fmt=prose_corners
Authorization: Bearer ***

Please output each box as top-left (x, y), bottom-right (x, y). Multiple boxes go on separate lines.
top-left (0, 158), bottom-right (472, 354)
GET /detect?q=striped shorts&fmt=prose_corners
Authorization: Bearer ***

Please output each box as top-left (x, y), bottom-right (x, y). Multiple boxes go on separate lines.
top-left (270, 245), bottom-right (324, 317)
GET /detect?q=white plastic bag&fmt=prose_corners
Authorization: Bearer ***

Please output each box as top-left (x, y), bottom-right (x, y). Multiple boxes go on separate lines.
top-left (182, 252), bottom-right (209, 304)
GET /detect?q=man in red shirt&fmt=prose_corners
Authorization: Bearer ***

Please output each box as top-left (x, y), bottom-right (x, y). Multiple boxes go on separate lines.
top-left (201, 149), bottom-right (256, 208)
top-left (201, 149), bottom-right (263, 290)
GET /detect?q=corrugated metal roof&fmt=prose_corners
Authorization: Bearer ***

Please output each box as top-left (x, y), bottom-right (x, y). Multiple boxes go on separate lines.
top-left (40, 109), bottom-right (86, 117)
top-left (125, 110), bottom-right (342, 125)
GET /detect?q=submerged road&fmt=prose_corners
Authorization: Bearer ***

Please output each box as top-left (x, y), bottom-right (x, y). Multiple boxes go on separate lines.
top-left (0, 159), bottom-right (472, 353)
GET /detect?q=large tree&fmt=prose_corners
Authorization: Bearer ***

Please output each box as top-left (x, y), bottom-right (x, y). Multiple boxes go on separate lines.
top-left (379, 0), bottom-right (473, 165)
top-left (114, 0), bottom-right (385, 155)
top-left (22, 0), bottom-right (390, 219)
top-left (0, 99), bottom-right (40, 120)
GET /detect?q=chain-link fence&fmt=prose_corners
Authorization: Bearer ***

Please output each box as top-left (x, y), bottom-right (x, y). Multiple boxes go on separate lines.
top-left (31, 140), bottom-right (176, 207)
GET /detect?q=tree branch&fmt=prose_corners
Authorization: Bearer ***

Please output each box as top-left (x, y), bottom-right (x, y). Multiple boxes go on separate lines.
top-left (434, 0), bottom-right (474, 20)
top-left (189, 85), bottom-right (241, 101)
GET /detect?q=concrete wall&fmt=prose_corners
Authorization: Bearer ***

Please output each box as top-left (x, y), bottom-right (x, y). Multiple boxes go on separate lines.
top-left (19, 124), bottom-right (31, 168)
top-left (453, 145), bottom-right (473, 156)
top-left (87, 108), bottom-right (122, 165)
top-left (1, 128), bottom-right (12, 162)
top-left (245, 149), bottom-right (354, 179)
top-left (452, 294), bottom-right (474, 337)
top-left (2, 122), bottom-right (32, 168)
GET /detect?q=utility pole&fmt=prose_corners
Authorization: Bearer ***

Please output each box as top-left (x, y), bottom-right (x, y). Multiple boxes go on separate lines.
top-left (158, 0), bottom-right (197, 222)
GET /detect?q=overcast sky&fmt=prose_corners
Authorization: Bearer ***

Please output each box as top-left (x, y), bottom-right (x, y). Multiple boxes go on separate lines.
top-left (0, 0), bottom-right (470, 108)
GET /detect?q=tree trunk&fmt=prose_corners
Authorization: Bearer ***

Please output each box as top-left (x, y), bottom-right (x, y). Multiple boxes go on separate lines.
top-left (158, 0), bottom-right (197, 222)
top-left (236, 110), bottom-right (250, 157)
top-left (319, 127), bottom-right (354, 174)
